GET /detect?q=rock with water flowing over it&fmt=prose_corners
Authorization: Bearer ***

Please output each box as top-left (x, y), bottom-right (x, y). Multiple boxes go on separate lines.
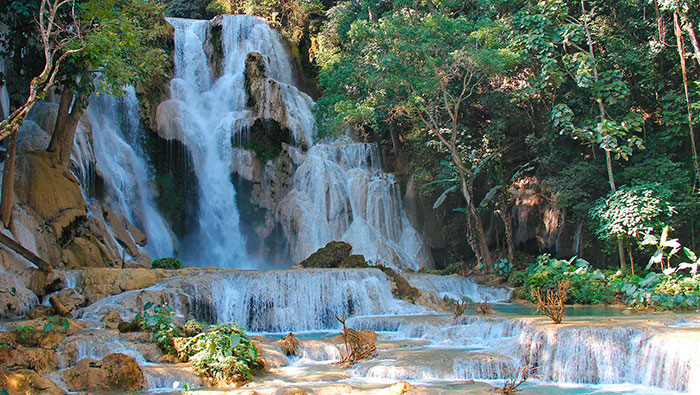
top-left (56, 288), bottom-right (85, 312)
top-left (62, 353), bottom-right (144, 392)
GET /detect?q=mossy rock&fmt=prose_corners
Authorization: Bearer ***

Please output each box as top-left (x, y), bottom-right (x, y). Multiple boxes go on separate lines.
top-left (339, 254), bottom-right (369, 268)
top-left (377, 265), bottom-right (420, 301)
top-left (299, 241), bottom-right (352, 268)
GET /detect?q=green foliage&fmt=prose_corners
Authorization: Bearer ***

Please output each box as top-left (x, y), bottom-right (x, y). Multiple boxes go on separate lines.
top-left (177, 323), bottom-right (262, 384)
top-left (525, 254), bottom-right (614, 304)
top-left (152, 257), bottom-right (183, 270)
top-left (590, 183), bottom-right (676, 248)
top-left (494, 258), bottom-right (513, 277)
top-left (205, 0), bottom-right (322, 43)
top-left (137, 302), bottom-right (181, 354)
top-left (43, 317), bottom-right (70, 333)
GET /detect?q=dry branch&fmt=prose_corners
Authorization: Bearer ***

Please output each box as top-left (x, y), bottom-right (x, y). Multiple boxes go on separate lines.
top-left (333, 315), bottom-right (376, 366)
top-left (532, 281), bottom-right (569, 324)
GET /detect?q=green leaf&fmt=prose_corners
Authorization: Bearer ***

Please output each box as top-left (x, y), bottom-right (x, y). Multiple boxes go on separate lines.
top-left (229, 334), bottom-right (241, 349)
top-left (143, 302), bottom-right (154, 311)
top-left (433, 185), bottom-right (457, 209)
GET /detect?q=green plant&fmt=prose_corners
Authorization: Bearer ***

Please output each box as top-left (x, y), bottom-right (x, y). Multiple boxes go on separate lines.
top-left (16, 325), bottom-right (35, 340)
top-left (137, 302), bottom-right (181, 354)
top-left (177, 323), bottom-right (262, 384)
top-left (525, 254), bottom-right (614, 304)
top-left (151, 257), bottom-right (183, 270)
top-left (495, 258), bottom-right (513, 277)
top-left (43, 317), bottom-right (70, 333)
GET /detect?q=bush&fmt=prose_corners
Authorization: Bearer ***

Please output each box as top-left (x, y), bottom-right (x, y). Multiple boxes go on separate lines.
top-left (176, 323), bottom-right (262, 385)
top-left (525, 254), bottom-right (614, 304)
top-left (137, 303), bottom-right (181, 354)
top-left (152, 257), bottom-right (183, 269)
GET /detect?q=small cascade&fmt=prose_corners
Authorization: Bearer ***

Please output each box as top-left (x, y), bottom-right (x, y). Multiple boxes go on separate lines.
top-left (78, 268), bottom-right (424, 332)
top-left (404, 273), bottom-right (511, 302)
top-left (279, 143), bottom-right (432, 270)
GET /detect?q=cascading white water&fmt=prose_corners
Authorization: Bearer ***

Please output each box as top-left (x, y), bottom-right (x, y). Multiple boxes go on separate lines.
top-left (279, 143), bottom-right (432, 270)
top-left (82, 89), bottom-right (174, 258)
top-left (163, 16), bottom-right (317, 267)
top-left (78, 268), bottom-right (424, 332)
top-left (162, 15), bottom-right (429, 270)
top-left (404, 273), bottom-right (511, 302)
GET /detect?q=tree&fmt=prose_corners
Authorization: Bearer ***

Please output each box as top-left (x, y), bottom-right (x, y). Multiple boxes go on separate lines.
top-left (46, 0), bottom-right (170, 166)
top-left (590, 183), bottom-right (676, 275)
top-left (513, 0), bottom-right (645, 270)
top-left (0, 0), bottom-right (84, 141)
top-left (0, 0), bottom-right (84, 227)
top-left (317, 9), bottom-right (514, 270)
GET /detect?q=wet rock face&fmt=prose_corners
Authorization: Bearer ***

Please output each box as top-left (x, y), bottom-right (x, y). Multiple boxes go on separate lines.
top-left (0, 343), bottom-right (59, 374)
top-left (78, 268), bottom-right (172, 305)
top-left (62, 353), bottom-right (144, 392)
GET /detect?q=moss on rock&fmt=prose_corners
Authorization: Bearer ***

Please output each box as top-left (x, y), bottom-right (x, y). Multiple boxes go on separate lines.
top-left (299, 241), bottom-right (352, 268)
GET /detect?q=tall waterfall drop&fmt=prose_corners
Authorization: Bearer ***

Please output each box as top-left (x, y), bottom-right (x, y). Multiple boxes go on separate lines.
top-left (74, 88), bottom-right (174, 259)
top-left (154, 14), bottom-right (431, 270)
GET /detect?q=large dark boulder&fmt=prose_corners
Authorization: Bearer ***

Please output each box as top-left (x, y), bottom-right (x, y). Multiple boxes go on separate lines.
top-left (299, 241), bottom-right (353, 268)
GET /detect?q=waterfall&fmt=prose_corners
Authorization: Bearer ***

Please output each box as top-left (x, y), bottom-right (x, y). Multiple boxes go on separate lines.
top-left (86, 89), bottom-right (174, 258)
top-left (162, 15), bottom-right (429, 270)
top-left (279, 143), bottom-right (432, 270)
top-left (72, 88), bottom-right (174, 259)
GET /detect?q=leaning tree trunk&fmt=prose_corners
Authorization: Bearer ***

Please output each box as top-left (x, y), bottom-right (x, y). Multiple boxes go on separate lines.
top-left (674, 12), bottom-right (700, 184)
top-left (47, 89), bottom-right (82, 166)
top-left (0, 131), bottom-right (18, 227)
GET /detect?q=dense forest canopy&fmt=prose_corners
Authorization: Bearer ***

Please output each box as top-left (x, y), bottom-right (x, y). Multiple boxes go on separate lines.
top-left (1, 0), bottom-right (699, 273)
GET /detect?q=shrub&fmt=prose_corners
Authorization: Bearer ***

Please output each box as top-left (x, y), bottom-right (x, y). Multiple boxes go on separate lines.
top-left (177, 323), bottom-right (262, 385)
top-left (137, 303), bottom-right (181, 354)
top-left (525, 254), bottom-right (614, 304)
top-left (152, 257), bottom-right (183, 269)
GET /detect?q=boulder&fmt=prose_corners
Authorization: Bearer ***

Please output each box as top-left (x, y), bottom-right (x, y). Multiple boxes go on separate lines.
top-left (62, 353), bottom-right (144, 392)
top-left (340, 254), bottom-right (368, 268)
top-left (62, 235), bottom-right (114, 268)
top-left (387, 381), bottom-right (414, 395)
top-left (16, 120), bottom-right (51, 152)
top-left (79, 268), bottom-right (165, 304)
top-left (57, 288), bottom-right (86, 311)
top-left (27, 305), bottom-right (55, 319)
top-left (25, 101), bottom-right (59, 135)
top-left (0, 272), bottom-right (38, 318)
top-left (27, 269), bottom-right (64, 298)
top-left (101, 310), bottom-right (123, 329)
top-left (0, 343), bottom-right (58, 373)
top-left (0, 368), bottom-right (66, 395)
top-left (299, 241), bottom-right (352, 268)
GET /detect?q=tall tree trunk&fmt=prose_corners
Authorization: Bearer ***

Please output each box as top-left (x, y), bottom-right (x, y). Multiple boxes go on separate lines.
top-left (0, 131), bottom-right (18, 227)
top-left (389, 127), bottom-right (400, 156)
top-left (674, 12), bottom-right (700, 184)
top-left (47, 89), bottom-right (82, 166)
top-left (681, 15), bottom-right (700, 68)
top-left (457, 167), bottom-right (493, 271)
top-left (500, 199), bottom-right (515, 263)
top-left (582, 0), bottom-right (627, 270)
